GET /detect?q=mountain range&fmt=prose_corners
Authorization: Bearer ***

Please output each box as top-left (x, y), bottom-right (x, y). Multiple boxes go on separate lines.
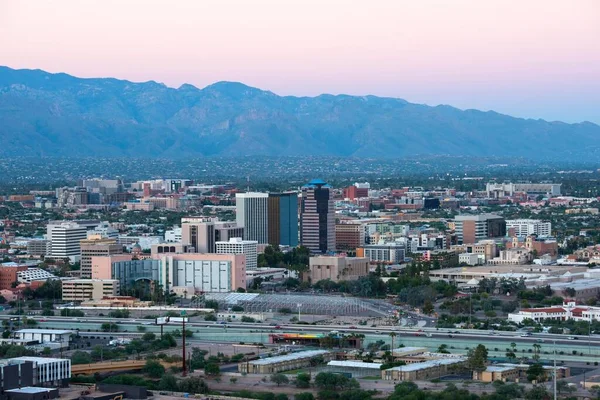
top-left (1, 66), bottom-right (598, 160)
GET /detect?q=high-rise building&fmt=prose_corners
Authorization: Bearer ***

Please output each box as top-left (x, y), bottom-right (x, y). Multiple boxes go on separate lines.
top-left (300, 179), bottom-right (335, 254)
top-left (236, 193), bottom-right (269, 244)
top-left (267, 192), bottom-right (299, 247)
top-left (454, 214), bottom-right (506, 244)
top-left (181, 217), bottom-right (244, 253)
top-left (335, 222), bottom-right (365, 251)
top-left (46, 222), bottom-right (88, 262)
top-left (87, 221), bottom-right (119, 240)
top-left (216, 237), bottom-right (258, 270)
top-left (80, 237), bottom-right (123, 278)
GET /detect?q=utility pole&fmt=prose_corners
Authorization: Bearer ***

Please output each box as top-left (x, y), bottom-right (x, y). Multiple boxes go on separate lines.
top-left (553, 340), bottom-right (557, 400)
top-left (182, 311), bottom-right (187, 377)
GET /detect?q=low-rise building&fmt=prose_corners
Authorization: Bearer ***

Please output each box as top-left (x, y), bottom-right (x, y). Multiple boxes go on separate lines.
top-left (359, 242), bottom-right (406, 264)
top-left (381, 358), bottom-right (466, 381)
top-left (26, 240), bottom-right (49, 256)
top-left (62, 279), bottom-right (120, 302)
top-left (238, 350), bottom-right (332, 374)
top-left (8, 357), bottom-right (71, 387)
top-left (475, 363), bottom-right (569, 382)
top-left (508, 301), bottom-right (600, 323)
top-left (307, 255), bottom-right (369, 283)
top-left (16, 268), bottom-right (57, 284)
top-left (15, 329), bottom-right (72, 348)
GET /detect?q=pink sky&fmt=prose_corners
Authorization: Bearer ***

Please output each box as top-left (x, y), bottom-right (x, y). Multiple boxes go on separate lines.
top-left (1, 0), bottom-right (599, 123)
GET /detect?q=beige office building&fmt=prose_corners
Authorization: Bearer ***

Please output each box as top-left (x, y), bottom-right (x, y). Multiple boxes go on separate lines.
top-left (80, 237), bottom-right (123, 278)
top-left (62, 279), bottom-right (120, 302)
top-left (181, 217), bottom-right (244, 253)
top-left (307, 255), bottom-right (369, 283)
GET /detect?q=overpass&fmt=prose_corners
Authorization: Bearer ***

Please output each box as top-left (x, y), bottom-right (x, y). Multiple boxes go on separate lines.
top-left (71, 360), bottom-right (179, 375)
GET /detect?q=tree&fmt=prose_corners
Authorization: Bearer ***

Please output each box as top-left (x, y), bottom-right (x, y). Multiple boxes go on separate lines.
top-left (437, 344), bottom-right (450, 354)
top-left (204, 362), bottom-right (220, 376)
top-left (296, 372), bottom-right (311, 388)
top-left (204, 313), bottom-right (217, 322)
top-left (525, 385), bottom-right (550, 400)
top-left (142, 332), bottom-right (156, 342)
top-left (557, 380), bottom-right (575, 395)
top-left (71, 351), bottom-right (92, 365)
top-left (41, 309), bottom-right (54, 316)
top-left (388, 332), bottom-right (397, 355)
top-left (295, 393), bottom-right (314, 400)
top-left (178, 376), bottom-right (209, 393)
top-left (423, 300), bottom-right (434, 315)
top-left (144, 360), bottom-right (165, 378)
top-left (532, 343), bottom-right (542, 361)
top-left (158, 373), bottom-right (179, 391)
top-left (205, 300), bottom-right (219, 310)
top-left (526, 363), bottom-right (545, 382)
top-left (101, 322), bottom-right (118, 332)
top-left (467, 344), bottom-right (488, 375)
top-left (270, 373), bottom-right (290, 386)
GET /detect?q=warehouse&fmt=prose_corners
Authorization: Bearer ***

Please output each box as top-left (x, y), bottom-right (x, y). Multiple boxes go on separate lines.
top-left (326, 360), bottom-right (382, 378)
top-left (381, 358), bottom-right (466, 381)
top-left (238, 350), bottom-right (332, 374)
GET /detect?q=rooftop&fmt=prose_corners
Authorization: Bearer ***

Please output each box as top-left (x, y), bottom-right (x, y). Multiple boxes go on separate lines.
top-left (17, 329), bottom-right (73, 335)
top-left (249, 350), bottom-right (329, 365)
top-left (387, 357), bottom-right (466, 372)
top-left (328, 360), bottom-right (382, 369)
top-left (391, 347), bottom-right (428, 354)
top-left (9, 356), bottom-right (70, 365)
top-left (486, 366), bottom-right (517, 372)
top-left (6, 387), bottom-right (56, 394)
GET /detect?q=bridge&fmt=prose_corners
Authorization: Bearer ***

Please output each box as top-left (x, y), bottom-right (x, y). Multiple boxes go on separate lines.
top-left (71, 360), bottom-right (179, 375)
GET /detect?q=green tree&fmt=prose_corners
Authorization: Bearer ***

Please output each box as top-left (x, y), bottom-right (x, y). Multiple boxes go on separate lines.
top-left (101, 322), bottom-right (118, 332)
top-left (71, 351), bottom-right (92, 365)
top-left (525, 385), bottom-right (550, 400)
top-left (466, 344), bottom-right (488, 374)
top-left (158, 373), bottom-right (179, 391)
top-left (295, 393), bottom-right (315, 400)
top-left (271, 373), bottom-right (290, 386)
top-left (144, 360), bottom-right (165, 378)
top-left (437, 344), bottom-right (450, 354)
top-left (296, 372), bottom-right (311, 388)
top-left (204, 313), bottom-right (217, 321)
top-left (142, 332), bottom-right (156, 342)
top-left (526, 363), bottom-right (545, 382)
top-left (205, 300), bottom-right (219, 310)
top-left (204, 362), bottom-right (220, 376)
top-left (423, 300), bottom-right (434, 315)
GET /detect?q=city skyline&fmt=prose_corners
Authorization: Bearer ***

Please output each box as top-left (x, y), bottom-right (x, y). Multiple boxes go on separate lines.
top-left (1, 0), bottom-right (599, 123)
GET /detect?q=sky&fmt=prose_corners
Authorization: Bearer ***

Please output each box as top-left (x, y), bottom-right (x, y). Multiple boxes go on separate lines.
top-left (1, 0), bottom-right (599, 123)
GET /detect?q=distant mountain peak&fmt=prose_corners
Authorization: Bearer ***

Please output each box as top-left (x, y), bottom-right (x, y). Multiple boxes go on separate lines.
top-left (0, 66), bottom-right (599, 160)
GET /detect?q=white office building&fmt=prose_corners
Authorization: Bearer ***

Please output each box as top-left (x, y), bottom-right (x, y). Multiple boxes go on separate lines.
top-left (506, 219), bottom-right (552, 237)
top-left (165, 227), bottom-right (182, 243)
top-left (87, 221), bottom-right (119, 239)
top-left (46, 222), bottom-right (87, 262)
top-left (216, 237), bottom-right (258, 270)
top-left (8, 357), bottom-right (71, 385)
top-left (236, 193), bottom-right (269, 244)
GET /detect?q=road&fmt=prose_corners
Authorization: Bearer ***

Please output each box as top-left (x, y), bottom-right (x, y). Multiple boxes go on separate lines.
top-left (5, 315), bottom-right (600, 361)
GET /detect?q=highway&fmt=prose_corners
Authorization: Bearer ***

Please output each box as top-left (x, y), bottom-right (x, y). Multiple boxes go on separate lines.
top-left (5, 315), bottom-right (600, 360)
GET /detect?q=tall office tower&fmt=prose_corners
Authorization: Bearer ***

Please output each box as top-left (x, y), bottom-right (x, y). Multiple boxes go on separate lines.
top-left (300, 179), bottom-right (335, 254)
top-left (46, 222), bottom-right (88, 262)
top-left (216, 237), bottom-right (259, 270)
top-left (181, 217), bottom-right (244, 253)
top-left (80, 237), bottom-right (123, 278)
top-left (454, 214), bottom-right (507, 244)
top-left (267, 192), bottom-right (299, 247)
top-left (236, 193), bottom-right (269, 244)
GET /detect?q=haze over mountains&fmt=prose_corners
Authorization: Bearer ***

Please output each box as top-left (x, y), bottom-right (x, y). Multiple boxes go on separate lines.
top-left (0, 66), bottom-right (598, 160)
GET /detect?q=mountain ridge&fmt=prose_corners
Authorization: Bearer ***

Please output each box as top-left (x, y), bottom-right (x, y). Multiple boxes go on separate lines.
top-left (0, 65), bottom-right (598, 159)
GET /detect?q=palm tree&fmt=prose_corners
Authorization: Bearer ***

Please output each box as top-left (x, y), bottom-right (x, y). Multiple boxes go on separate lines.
top-left (389, 332), bottom-right (397, 359)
